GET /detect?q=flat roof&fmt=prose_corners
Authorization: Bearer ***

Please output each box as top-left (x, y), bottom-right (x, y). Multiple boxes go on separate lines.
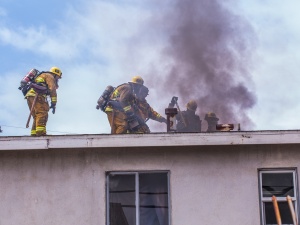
top-left (1, 130), bottom-right (300, 151)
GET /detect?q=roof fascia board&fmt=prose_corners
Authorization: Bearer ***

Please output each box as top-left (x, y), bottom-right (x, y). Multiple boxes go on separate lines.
top-left (1, 131), bottom-right (300, 151)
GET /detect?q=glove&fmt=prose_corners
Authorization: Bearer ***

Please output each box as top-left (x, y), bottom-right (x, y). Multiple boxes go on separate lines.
top-left (169, 96), bottom-right (178, 108)
top-left (50, 102), bottom-right (56, 114)
top-left (171, 96), bottom-right (178, 105)
top-left (160, 117), bottom-right (167, 124)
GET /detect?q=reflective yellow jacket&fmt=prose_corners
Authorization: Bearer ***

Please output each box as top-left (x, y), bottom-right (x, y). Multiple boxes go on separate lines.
top-left (136, 99), bottom-right (164, 122)
top-left (25, 72), bottom-right (58, 103)
top-left (105, 83), bottom-right (135, 113)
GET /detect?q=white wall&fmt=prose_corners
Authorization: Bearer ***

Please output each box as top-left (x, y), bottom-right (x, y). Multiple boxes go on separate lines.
top-left (0, 144), bottom-right (299, 225)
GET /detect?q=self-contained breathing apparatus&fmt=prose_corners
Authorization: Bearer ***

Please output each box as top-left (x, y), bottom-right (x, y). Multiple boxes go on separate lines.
top-left (18, 69), bottom-right (41, 96)
top-left (18, 68), bottom-right (50, 96)
top-left (96, 85), bottom-right (115, 111)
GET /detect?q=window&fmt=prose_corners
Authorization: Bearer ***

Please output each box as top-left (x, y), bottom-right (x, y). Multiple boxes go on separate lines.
top-left (259, 169), bottom-right (298, 225)
top-left (106, 171), bottom-right (170, 225)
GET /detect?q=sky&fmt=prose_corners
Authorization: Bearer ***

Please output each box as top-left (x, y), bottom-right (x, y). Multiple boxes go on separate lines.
top-left (0, 0), bottom-right (300, 136)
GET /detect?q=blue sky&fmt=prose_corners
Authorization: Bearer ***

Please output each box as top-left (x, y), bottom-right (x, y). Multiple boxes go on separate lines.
top-left (1, 0), bottom-right (300, 136)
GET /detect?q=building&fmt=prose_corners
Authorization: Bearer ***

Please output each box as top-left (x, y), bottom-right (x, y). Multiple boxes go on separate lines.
top-left (0, 130), bottom-right (299, 225)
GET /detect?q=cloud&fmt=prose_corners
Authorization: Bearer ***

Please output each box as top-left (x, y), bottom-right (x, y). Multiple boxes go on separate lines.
top-left (237, 0), bottom-right (300, 130)
top-left (0, 0), bottom-right (155, 136)
top-left (2, 0), bottom-right (300, 136)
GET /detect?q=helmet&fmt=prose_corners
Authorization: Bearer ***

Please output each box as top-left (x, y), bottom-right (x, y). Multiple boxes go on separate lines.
top-left (50, 67), bottom-right (62, 78)
top-left (130, 76), bottom-right (144, 85)
top-left (186, 100), bottom-right (197, 111)
top-left (205, 112), bottom-right (219, 121)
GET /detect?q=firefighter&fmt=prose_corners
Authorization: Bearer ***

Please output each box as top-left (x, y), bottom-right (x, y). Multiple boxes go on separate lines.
top-left (25, 67), bottom-right (62, 136)
top-left (133, 85), bottom-right (167, 133)
top-left (176, 100), bottom-right (201, 132)
top-left (204, 112), bottom-right (219, 132)
top-left (105, 76), bottom-right (144, 134)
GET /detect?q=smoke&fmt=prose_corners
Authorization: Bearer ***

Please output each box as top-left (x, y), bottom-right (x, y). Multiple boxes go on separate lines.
top-left (145, 0), bottom-right (257, 130)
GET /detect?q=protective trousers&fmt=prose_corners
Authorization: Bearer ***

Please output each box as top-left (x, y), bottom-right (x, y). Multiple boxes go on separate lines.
top-left (129, 124), bottom-right (150, 134)
top-left (106, 111), bottom-right (128, 134)
top-left (27, 95), bottom-right (49, 136)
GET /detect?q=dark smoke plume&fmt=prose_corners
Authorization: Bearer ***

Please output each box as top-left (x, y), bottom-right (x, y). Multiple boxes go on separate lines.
top-left (147, 0), bottom-right (257, 130)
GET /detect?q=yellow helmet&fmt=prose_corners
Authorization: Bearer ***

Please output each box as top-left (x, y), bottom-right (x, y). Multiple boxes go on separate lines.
top-left (130, 76), bottom-right (144, 85)
top-left (186, 100), bottom-right (197, 111)
top-left (50, 67), bottom-right (62, 77)
top-left (205, 112), bottom-right (219, 121)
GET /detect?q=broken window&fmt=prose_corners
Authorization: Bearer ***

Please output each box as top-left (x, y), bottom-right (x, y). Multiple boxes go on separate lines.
top-left (107, 171), bottom-right (170, 225)
top-left (259, 169), bottom-right (298, 225)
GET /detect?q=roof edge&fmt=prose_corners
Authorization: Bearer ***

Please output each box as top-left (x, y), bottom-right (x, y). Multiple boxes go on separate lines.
top-left (1, 130), bottom-right (300, 151)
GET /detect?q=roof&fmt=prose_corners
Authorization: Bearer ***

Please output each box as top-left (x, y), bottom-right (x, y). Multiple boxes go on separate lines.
top-left (1, 130), bottom-right (300, 151)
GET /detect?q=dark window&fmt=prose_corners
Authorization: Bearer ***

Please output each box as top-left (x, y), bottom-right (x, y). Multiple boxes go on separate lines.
top-left (109, 174), bottom-right (136, 225)
top-left (264, 202), bottom-right (294, 224)
top-left (259, 170), bottom-right (298, 225)
top-left (107, 172), bottom-right (169, 225)
top-left (262, 173), bottom-right (294, 197)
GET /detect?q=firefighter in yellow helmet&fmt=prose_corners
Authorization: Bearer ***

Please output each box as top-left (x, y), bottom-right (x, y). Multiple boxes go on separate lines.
top-left (25, 67), bottom-right (62, 136)
top-left (204, 112), bottom-right (219, 132)
top-left (176, 100), bottom-right (201, 132)
top-left (105, 76), bottom-right (145, 134)
top-left (132, 85), bottom-right (167, 133)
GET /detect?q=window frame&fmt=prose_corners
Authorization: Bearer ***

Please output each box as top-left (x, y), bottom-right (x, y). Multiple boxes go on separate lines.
top-left (258, 168), bottom-right (299, 225)
top-left (106, 171), bottom-right (171, 225)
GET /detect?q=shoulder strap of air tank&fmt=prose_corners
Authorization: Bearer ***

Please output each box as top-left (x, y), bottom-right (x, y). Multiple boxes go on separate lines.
top-left (34, 71), bottom-right (46, 79)
top-left (35, 71), bottom-right (58, 79)
top-left (114, 83), bottom-right (128, 90)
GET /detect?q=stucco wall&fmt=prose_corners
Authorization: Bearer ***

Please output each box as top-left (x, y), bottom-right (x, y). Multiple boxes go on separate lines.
top-left (0, 144), bottom-right (299, 225)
